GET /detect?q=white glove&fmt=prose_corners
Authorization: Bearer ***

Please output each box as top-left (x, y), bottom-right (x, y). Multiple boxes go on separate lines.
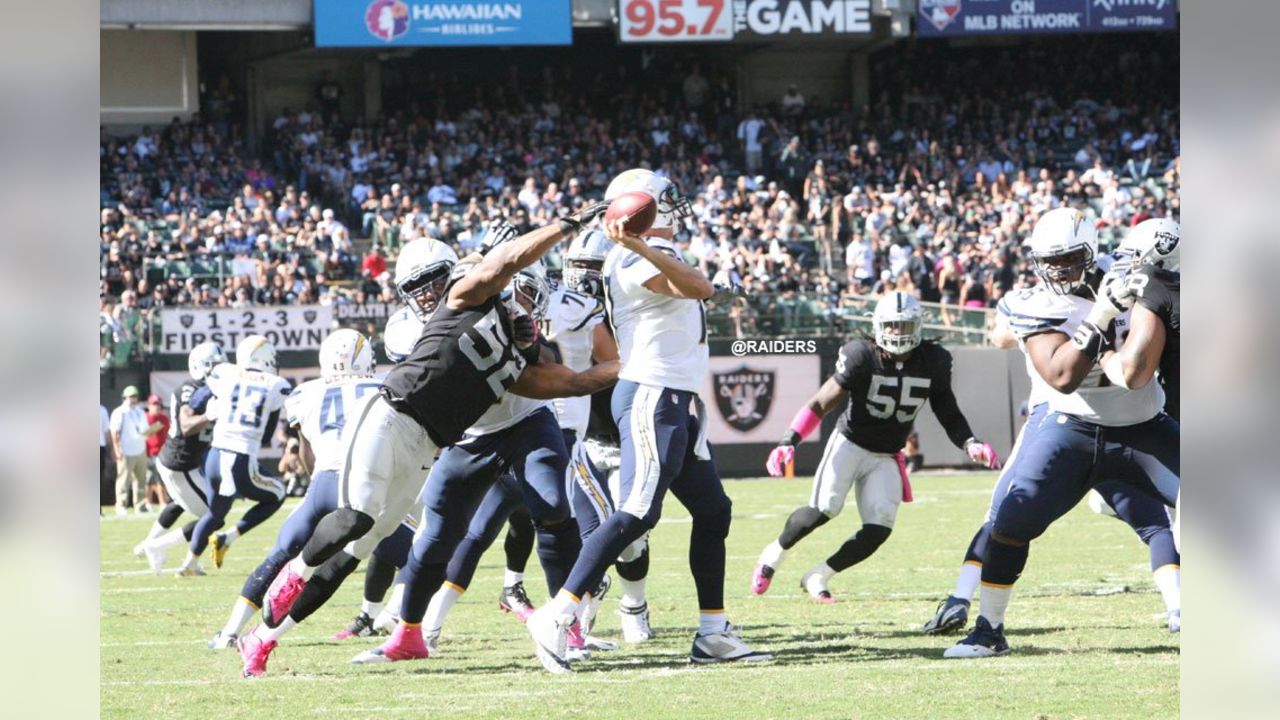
top-left (1086, 270), bottom-right (1135, 327)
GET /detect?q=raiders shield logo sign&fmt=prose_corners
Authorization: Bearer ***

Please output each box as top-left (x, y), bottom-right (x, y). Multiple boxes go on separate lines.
top-left (713, 366), bottom-right (775, 433)
top-left (179, 314), bottom-right (194, 329)
top-left (303, 309), bottom-right (318, 324)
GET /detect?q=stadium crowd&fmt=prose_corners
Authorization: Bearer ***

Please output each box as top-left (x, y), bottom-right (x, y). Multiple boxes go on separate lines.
top-left (100, 35), bottom-right (1178, 362)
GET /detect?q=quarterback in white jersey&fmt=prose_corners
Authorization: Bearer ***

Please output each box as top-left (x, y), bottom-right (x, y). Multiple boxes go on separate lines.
top-left (946, 207), bottom-right (1180, 659)
top-left (179, 335), bottom-right (291, 576)
top-left (527, 168), bottom-right (770, 671)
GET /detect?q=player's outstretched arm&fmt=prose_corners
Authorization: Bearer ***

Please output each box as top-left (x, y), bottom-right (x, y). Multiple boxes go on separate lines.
top-left (603, 218), bottom-right (714, 300)
top-left (765, 377), bottom-right (848, 476)
top-left (509, 360), bottom-right (621, 400)
top-left (449, 203), bottom-right (607, 310)
top-left (1102, 303), bottom-right (1165, 389)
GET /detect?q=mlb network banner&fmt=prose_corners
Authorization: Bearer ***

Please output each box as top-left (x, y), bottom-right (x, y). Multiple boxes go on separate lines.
top-left (619, 0), bottom-right (872, 43)
top-left (701, 354), bottom-right (822, 445)
top-left (314, 0), bottom-right (572, 47)
top-left (158, 306), bottom-right (334, 354)
top-left (918, 0), bottom-right (1178, 37)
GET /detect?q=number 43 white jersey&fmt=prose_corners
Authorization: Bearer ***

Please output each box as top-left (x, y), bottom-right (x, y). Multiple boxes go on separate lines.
top-left (206, 363), bottom-right (292, 456)
top-left (602, 240), bottom-right (709, 393)
top-left (285, 376), bottom-right (382, 474)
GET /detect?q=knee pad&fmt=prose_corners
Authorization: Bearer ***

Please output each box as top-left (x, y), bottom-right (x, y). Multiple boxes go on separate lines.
top-left (331, 507), bottom-right (376, 539)
top-left (158, 502), bottom-right (184, 528)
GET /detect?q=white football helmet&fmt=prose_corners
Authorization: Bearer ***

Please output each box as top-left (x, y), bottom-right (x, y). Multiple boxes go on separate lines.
top-left (872, 291), bottom-right (923, 355)
top-left (319, 328), bottom-right (375, 380)
top-left (188, 342), bottom-right (227, 382)
top-left (1119, 218), bottom-right (1180, 272)
top-left (236, 335), bottom-right (277, 374)
top-left (503, 263), bottom-right (551, 324)
top-left (604, 168), bottom-right (692, 232)
top-left (563, 226), bottom-right (612, 298)
top-left (1028, 207), bottom-right (1098, 295)
top-left (395, 239), bottom-right (459, 319)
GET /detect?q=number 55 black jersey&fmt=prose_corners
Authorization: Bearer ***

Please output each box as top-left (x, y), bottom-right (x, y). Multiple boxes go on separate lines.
top-left (833, 337), bottom-right (974, 454)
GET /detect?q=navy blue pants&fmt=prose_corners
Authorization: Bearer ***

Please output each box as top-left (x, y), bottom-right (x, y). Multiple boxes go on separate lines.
top-left (191, 449), bottom-right (284, 555)
top-left (994, 411), bottom-right (1180, 543)
top-left (562, 381), bottom-right (732, 611)
top-left (398, 407), bottom-right (579, 623)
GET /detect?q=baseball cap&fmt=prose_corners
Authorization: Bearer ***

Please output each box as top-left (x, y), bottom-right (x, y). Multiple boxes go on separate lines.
top-left (122, 385), bottom-right (140, 398)
top-left (147, 394), bottom-right (162, 405)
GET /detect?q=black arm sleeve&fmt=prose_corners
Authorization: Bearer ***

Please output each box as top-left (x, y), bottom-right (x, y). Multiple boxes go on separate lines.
top-left (928, 350), bottom-right (975, 449)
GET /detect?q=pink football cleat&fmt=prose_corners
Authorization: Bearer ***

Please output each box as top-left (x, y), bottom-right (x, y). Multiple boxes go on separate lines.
top-left (238, 631), bottom-right (277, 678)
top-left (498, 581), bottom-right (536, 623)
top-left (751, 563), bottom-right (775, 595)
top-left (262, 565), bottom-right (306, 628)
top-left (567, 620), bottom-right (587, 650)
top-left (352, 622), bottom-right (430, 664)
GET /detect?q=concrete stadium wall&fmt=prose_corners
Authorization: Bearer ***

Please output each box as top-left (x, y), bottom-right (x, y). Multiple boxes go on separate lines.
top-left (100, 30), bottom-right (200, 125)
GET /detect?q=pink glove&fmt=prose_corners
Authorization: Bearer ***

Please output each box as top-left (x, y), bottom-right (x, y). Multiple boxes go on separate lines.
top-left (766, 444), bottom-right (796, 477)
top-left (966, 440), bottom-right (1001, 470)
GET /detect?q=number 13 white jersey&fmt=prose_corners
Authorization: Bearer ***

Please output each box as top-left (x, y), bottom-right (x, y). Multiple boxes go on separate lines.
top-left (206, 363), bottom-right (292, 456)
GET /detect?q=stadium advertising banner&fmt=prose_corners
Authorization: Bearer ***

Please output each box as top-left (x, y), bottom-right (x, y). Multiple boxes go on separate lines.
top-left (619, 0), bottom-right (872, 43)
top-left (700, 353), bottom-right (822, 445)
top-left (314, 0), bottom-right (572, 47)
top-left (158, 306), bottom-right (334, 354)
top-left (918, 0), bottom-right (1178, 37)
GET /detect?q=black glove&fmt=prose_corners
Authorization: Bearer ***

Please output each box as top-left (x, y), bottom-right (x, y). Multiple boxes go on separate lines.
top-left (478, 220), bottom-right (519, 256)
top-left (561, 200), bottom-right (608, 233)
top-left (512, 313), bottom-right (538, 348)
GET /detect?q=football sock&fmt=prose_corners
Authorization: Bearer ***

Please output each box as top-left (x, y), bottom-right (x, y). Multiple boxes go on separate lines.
top-left (143, 522), bottom-right (166, 543)
top-left (618, 577), bottom-right (648, 609)
top-left (220, 527), bottom-right (241, 547)
top-left (503, 569), bottom-right (524, 587)
top-left (361, 599), bottom-right (384, 619)
top-left (825, 523), bottom-right (892, 572)
top-left (759, 540), bottom-right (787, 569)
top-left (180, 551), bottom-right (200, 569)
top-left (1152, 564), bottom-right (1180, 614)
top-left (688, 502), bottom-right (732, 613)
top-left (548, 589), bottom-right (583, 619)
top-left (977, 584), bottom-right (1013, 628)
top-left (423, 584), bottom-right (462, 633)
top-left (257, 616), bottom-right (297, 643)
top-left (698, 611), bottom-right (726, 635)
top-left (150, 529), bottom-right (185, 551)
top-left (954, 562), bottom-right (983, 602)
top-left (804, 562), bottom-right (836, 593)
top-left (222, 597), bottom-right (258, 638)
top-left (287, 556), bottom-right (318, 583)
top-left (777, 505), bottom-right (830, 550)
top-left (288, 551), bottom-right (360, 624)
top-left (978, 535), bottom-right (1029, 627)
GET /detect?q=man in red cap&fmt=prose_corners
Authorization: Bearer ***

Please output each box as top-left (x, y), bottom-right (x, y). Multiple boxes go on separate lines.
top-left (145, 393), bottom-right (172, 508)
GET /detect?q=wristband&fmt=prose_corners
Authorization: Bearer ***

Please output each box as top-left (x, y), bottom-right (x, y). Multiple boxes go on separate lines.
top-left (780, 430), bottom-right (801, 447)
top-left (787, 406), bottom-right (823, 444)
top-left (1071, 321), bottom-right (1107, 361)
top-left (558, 217), bottom-right (580, 235)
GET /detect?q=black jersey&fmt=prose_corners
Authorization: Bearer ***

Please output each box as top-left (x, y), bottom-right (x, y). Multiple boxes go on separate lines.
top-left (380, 291), bottom-right (529, 447)
top-left (1132, 265), bottom-right (1180, 420)
top-left (833, 337), bottom-right (975, 454)
top-left (157, 380), bottom-right (212, 471)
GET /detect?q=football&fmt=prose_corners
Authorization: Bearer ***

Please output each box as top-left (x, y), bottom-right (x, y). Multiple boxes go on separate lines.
top-left (604, 191), bottom-right (658, 236)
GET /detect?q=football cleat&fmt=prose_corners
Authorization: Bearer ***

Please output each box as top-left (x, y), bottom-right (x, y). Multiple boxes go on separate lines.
top-left (210, 533), bottom-right (230, 569)
top-left (175, 562), bottom-right (207, 578)
top-left (525, 607), bottom-right (573, 674)
top-left (579, 574), bottom-right (611, 636)
top-left (923, 595), bottom-right (971, 635)
top-left (143, 543), bottom-right (168, 574)
top-left (132, 541), bottom-right (146, 559)
top-left (262, 565), bottom-right (306, 628)
top-left (800, 570), bottom-right (836, 604)
top-left (208, 631), bottom-right (237, 650)
top-left (943, 616), bottom-right (1011, 659)
top-left (498, 581), bottom-right (536, 623)
top-left (565, 620), bottom-right (592, 662)
top-left (238, 631), bottom-right (277, 678)
top-left (583, 635), bottom-right (618, 652)
top-left (690, 623), bottom-right (773, 664)
top-left (352, 623), bottom-right (430, 665)
top-left (1168, 609), bottom-right (1181, 634)
top-left (372, 608), bottom-right (400, 635)
top-left (618, 602), bottom-right (654, 643)
top-left (334, 612), bottom-right (378, 640)
top-left (751, 563), bottom-right (775, 596)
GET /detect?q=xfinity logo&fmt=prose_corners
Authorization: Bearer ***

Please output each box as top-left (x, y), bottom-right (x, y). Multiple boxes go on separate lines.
top-left (1093, 0), bottom-right (1170, 10)
top-left (733, 0), bottom-right (872, 36)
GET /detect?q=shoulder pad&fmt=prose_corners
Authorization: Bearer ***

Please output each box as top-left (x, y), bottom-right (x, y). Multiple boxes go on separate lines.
top-left (999, 288), bottom-right (1071, 338)
top-left (384, 309), bottom-right (425, 362)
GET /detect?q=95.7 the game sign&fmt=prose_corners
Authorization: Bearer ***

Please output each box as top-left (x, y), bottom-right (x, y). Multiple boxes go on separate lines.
top-left (158, 306), bottom-right (334, 354)
top-left (619, 0), bottom-right (733, 42)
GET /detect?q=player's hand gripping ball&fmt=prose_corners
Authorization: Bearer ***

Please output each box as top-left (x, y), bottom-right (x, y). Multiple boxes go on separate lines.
top-left (604, 191), bottom-right (658, 236)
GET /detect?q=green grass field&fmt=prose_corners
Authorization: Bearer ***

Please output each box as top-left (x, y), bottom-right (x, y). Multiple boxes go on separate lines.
top-left (100, 473), bottom-right (1178, 719)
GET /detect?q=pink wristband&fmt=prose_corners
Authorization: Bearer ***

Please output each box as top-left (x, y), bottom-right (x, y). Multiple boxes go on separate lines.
top-left (789, 406), bottom-right (823, 442)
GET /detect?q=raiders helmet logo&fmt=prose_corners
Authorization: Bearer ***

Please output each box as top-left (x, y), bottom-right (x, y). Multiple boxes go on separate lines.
top-left (303, 309), bottom-right (318, 324)
top-left (179, 314), bottom-right (194, 329)
top-left (713, 367), bottom-right (775, 433)
top-left (1154, 231), bottom-right (1179, 256)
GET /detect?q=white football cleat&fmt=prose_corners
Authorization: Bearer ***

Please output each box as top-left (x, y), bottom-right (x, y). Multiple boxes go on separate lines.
top-left (1167, 610), bottom-right (1181, 634)
top-left (132, 541), bottom-right (146, 559)
top-left (208, 631), bottom-right (237, 650)
top-left (943, 617), bottom-right (1011, 659)
top-left (618, 602), bottom-right (654, 643)
top-left (372, 608), bottom-right (400, 635)
top-left (525, 607), bottom-right (573, 674)
top-left (143, 543), bottom-right (168, 574)
top-left (175, 561), bottom-right (207, 577)
top-left (800, 570), bottom-right (836, 604)
top-left (689, 622), bottom-right (773, 664)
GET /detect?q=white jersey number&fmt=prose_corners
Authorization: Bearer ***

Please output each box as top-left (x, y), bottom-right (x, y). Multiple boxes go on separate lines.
top-left (865, 376), bottom-right (931, 422)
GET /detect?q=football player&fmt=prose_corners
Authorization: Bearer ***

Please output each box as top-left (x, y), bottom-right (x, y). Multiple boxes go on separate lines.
top-left (134, 342), bottom-right (225, 572)
top-left (242, 210), bottom-right (617, 676)
top-left (176, 336), bottom-right (291, 577)
top-left (751, 291), bottom-right (1001, 603)
top-left (526, 168), bottom-right (771, 672)
top-left (208, 329), bottom-right (382, 647)
top-left (945, 208), bottom-right (1179, 658)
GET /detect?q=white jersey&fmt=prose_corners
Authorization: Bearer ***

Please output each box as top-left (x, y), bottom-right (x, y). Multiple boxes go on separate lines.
top-left (544, 284), bottom-right (606, 436)
top-left (999, 286), bottom-right (1164, 426)
top-left (384, 304), bottom-right (544, 436)
top-left (602, 239), bottom-right (709, 392)
top-left (206, 363), bottom-right (292, 455)
top-left (285, 376), bottom-right (382, 473)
